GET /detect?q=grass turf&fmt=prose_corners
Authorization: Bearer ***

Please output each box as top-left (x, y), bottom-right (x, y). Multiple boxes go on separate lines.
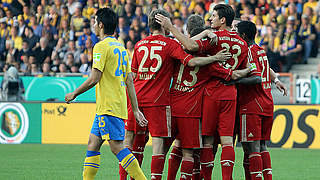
top-left (0, 144), bottom-right (318, 180)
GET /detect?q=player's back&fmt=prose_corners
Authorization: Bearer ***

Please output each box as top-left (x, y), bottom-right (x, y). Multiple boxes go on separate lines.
top-left (93, 37), bottom-right (130, 119)
top-left (132, 35), bottom-right (192, 107)
top-left (238, 44), bottom-right (273, 116)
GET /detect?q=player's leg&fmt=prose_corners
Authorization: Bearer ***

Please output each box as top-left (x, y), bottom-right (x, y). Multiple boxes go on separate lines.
top-left (260, 141), bottom-right (272, 180)
top-left (239, 114), bottom-right (264, 180)
top-left (200, 136), bottom-right (214, 180)
top-left (119, 129), bottom-right (134, 180)
top-left (83, 115), bottom-right (104, 180)
top-left (131, 128), bottom-right (148, 166)
top-left (180, 148), bottom-right (194, 180)
top-left (260, 115), bottom-right (274, 180)
top-left (218, 100), bottom-right (237, 180)
top-left (105, 115), bottom-right (146, 180)
top-left (145, 105), bottom-right (174, 180)
top-left (167, 139), bottom-right (183, 180)
top-left (192, 149), bottom-right (201, 180)
top-left (109, 140), bottom-right (146, 180)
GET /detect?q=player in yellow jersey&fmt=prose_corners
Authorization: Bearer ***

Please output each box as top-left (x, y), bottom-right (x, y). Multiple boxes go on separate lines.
top-left (65, 8), bottom-right (148, 180)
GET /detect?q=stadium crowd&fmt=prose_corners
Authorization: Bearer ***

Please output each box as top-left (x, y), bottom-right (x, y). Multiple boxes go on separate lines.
top-left (0, 0), bottom-right (319, 75)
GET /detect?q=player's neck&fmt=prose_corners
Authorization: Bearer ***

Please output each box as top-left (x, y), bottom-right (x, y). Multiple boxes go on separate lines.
top-left (219, 25), bottom-right (231, 31)
top-left (100, 34), bottom-right (113, 40)
top-left (247, 40), bottom-right (255, 46)
top-left (152, 30), bottom-right (165, 36)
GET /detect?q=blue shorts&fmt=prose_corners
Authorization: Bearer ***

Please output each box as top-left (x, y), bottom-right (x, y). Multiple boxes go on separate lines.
top-left (90, 114), bottom-right (125, 141)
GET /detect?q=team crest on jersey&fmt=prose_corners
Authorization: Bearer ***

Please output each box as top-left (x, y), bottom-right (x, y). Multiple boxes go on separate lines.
top-left (0, 103), bottom-right (29, 144)
top-left (93, 53), bottom-right (101, 63)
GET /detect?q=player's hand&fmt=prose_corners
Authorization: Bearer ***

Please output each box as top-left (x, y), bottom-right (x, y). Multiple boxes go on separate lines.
top-left (276, 81), bottom-right (288, 96)
top-left (155, 14), bottom-right (173, 30)
top-left (65, 92), bottom-right (76, 104)
top-left (232, 67), bottom-right (250, 80)
top-left (215, 49), bottom-right (232, 62)
top-left (206, 30), bottom-right (217, 45)
top-left (134, 110), bottom-right (148, 127)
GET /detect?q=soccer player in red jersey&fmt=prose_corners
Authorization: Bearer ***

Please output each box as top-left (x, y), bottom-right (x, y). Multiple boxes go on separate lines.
top-left (235, 21), bottom-right (287, 180)
top-left (124, 9), bottom-right (231, 180)
top-left (168, 15), bottom-right (235, 180)
top-left (156, 4), bottom-right (248, 180)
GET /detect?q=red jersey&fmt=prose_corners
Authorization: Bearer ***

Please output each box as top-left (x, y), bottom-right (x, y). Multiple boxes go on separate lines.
top-left (132, 35), bottom-right (193, 107)
top-left (171, 54), bottom-right (232, 117)
top-left (196, 29), bottom-right (248, 100)
top-left (238, 44), bottom-right (274, 116)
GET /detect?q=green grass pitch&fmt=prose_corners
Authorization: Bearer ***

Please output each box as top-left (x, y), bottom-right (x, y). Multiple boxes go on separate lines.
top-left (0, 144), bottom-right (319, 180)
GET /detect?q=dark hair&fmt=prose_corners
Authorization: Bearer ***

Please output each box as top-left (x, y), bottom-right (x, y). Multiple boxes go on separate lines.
top-left (237, 21), bottom-right (257, 41)
top-left (189, 27), bottom-right (206, 37)
top-left (187, 14), bottom-right (204, 35)
top-left (213, 4), bottom-right (235, 27)
top-left (148, 9), bottom-right (170, 31)
top-left (95, 7), bottom-right (118, 35)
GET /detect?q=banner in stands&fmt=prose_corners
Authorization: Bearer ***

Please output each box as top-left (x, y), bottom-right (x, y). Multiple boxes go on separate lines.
top-left (0, 103), bottom-right (41, 144)
top-left (0, 77), bottom-right (96, 102)
top-left (41, 103), bottom-right (96, 144)
top-left (311, 78), bottom-right (320, 104)
top-left (270, 105), bottom-right (320, 149)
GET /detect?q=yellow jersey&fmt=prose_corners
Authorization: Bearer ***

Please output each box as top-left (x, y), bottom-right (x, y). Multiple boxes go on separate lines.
top-left (92, 36), bottom-right (131, 119)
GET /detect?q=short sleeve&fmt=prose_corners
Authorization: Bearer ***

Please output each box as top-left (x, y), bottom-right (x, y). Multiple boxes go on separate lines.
top-left (170, 41), bottom-right (194, 66)
top-left (92, 42), bottom-right (107, 72)
top-left (247, 48), bottom-right (261, 77)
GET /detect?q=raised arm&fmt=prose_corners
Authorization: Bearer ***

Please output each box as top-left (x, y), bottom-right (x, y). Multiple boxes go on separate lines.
top-left (188, 49), bottom-right (231, 67)
top-left (155, 14), bottom-right (199, 52)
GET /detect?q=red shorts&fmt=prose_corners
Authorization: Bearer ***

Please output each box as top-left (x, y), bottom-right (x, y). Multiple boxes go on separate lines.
top-left (239, 114), bottom-right (273, 142)
top-left (174, 117), bottom-right (202, 149)
top-left (125, 105), bottom-right (147, 133)
top-left (202, 97), bottom-right (236, 137)
top-left (143, 105), bottom-right (174, 137)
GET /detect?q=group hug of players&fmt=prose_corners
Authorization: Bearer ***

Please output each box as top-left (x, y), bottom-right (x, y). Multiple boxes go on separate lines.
top-left (120, 4), bottom-right (287, 180)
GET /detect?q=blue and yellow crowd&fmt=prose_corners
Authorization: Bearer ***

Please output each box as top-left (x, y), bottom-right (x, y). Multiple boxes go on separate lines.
top-left (0, 0), bottom-right (319, 75)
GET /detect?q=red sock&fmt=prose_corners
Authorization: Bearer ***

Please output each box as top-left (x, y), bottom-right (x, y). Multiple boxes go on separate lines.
top-left (248, 152), bottom-right (263, 180)
top-left (192, 150), bottom-right (201, 180)
top-left (200, 147), bottom-right (214, 180)
top-left (180, 157), bottom-right (194, 180)
top-left (261, 151), bottom-right (272, 180)
top-left (119, 162), bottom-right (128, 180)
top-left (167, 146), bottom-right (182, 180)
top-left (132, 133), bottom-right (147, 166)
top-left (243, 153), bottom-right (251, 180)
top-left (151, 154), bottom-right (165, 180)
top-left (220, 145), bottom-right (235, 180)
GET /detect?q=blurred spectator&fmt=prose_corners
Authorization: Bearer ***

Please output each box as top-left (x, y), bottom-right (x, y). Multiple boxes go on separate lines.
top-left (51, 56), bottom-right (60, 73)
top-left (71, 5), bottom-right (85, 37)
top-left (79, 53), bottom-right (91, 75)
top-left (126, 40), bottom-right (134, 60)
top-left (59, 19), bottom-right (75, 42)
top-left (83, 37), bottom-right (93, 62)
top-left (65, 52), bottom-right (75, 69)
top-left (173, 16), bottom-right (186, 35)
top-left (67, 0), bottom-right (82, 15)
top-left (70, 64), bottom-right (79, 73)
top-left (298, 14), bottom-right (317, 64)
top-left (279, 23), bottom-right (303, 72)
top-left (125, 28), bottom-right (139, 45)
top-left (257, 0), bottom-right (269, 15)
top-left (42, 62), bottom-right (52, 76)
top-left (78, 24), bottom-right (98, 51)
top-left (29, 16), bottom-right (42, 37)
top-left (5, 9), bottom-right (14, 27)
top-left (34, 37), bottom-right (52, 64)
top-left (51, 38), bottom-right (67, 60)
top-left (180, 5), bottom-right (190, 23)
top-left (10, 26), bottom-right (23, 52)
top-left (303, 0), bottom-right (318, 14)
top-left (20, 53), bottom-right (29, 73)
top-left (40, 16), bottom-right (58, 47)
top-left (82, 0), bottom-right (95, 19)
top-left (117, 16), bottom-right (130, 38)
top-left (60, 5), bottom-right (71, 27)
top-left (48, 6), bottom-right (61, 28)
top-left (22, 5), bottom-right (31, 24)
top-left (24, 26), bottom-right (39, 50)
top-left (64, 40), bottom-right (80, 63)
top-left (112, 0), bottom-right (125, 16)
top-left (17, 15), bottom-right (26, 37)
top-left (133, 5), bottom-right (148, 28)
top-left (130, 18), bottom-right (143, 37)
top-left (123, 3), bottom-right (135, 26)
top-left (59, 62), bottom-right (69, 73)
top-left (36, 5), bottom-right (45, 25)
top-left (30, 63), bottom-right (40, 75)
top-left (0, 66), bottom-right (24, 101)
top-left (0, 18), bottom-right (8, 61)
top-left (261, 41), bottom-right (282, 72)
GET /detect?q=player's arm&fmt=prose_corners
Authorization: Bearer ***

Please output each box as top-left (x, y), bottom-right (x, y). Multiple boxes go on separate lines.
top-left (270, 68), bottom-right (287, 96)
top-left (65, 68), bottom-right (101, 103)
top-left (125, 72), bottom-right (148, 127)
top-left (155, 14), bottom-right (199, 52)
top-left (188, 49), bottom-right (231, 67)
top-left (234, 75), bottom-right (262, 84)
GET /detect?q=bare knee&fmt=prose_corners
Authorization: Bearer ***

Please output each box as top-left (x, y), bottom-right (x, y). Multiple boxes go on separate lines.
top-left (109, 140), bottom-right (125, 155)
top-left (87, 133), bottom-right (103, 152)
